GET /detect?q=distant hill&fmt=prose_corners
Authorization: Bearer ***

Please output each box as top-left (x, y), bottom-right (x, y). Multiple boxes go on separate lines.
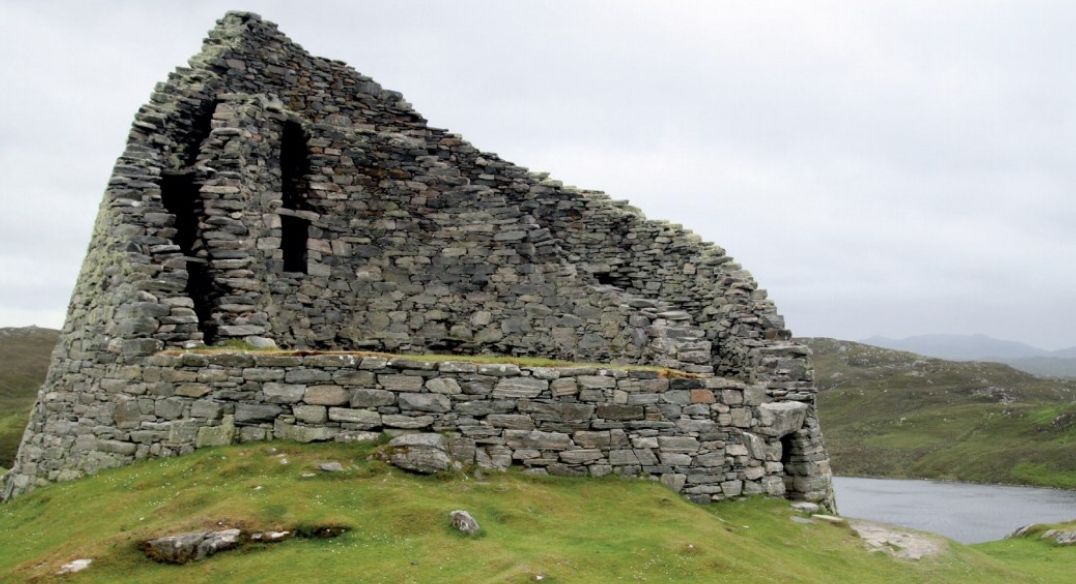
top-left (861, 334), bottom-right (1076, 379)
top-left (803, 337), bottom-right (1076, 488)
top-left (861, 333), bottom-right (1052, 360)
top-left (0, 326), bottom-right (59, 468)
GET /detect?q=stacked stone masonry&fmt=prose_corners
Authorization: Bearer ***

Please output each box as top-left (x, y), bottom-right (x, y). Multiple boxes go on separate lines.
top-left (9, 352), bottom-right (830, 504)
top-left (2, 12), bottom-right (833, 509)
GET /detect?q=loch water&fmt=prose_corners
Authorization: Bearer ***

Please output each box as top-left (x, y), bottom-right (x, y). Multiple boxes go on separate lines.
top-left (833, 476), bottom-right (1076, 544)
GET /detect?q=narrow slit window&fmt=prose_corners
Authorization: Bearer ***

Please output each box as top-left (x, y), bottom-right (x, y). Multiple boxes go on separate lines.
top-left (279, 121), bottom-right (311, 274)
top-left (281, 214), bottom-right (309, 273)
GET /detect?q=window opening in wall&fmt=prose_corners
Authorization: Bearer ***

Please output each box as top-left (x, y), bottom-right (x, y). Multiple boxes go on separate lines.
top-left (158, 98), bottom-right (223, 343)
top-left (279, 121), bottom-right (311, 274)
top-left (280, 214), bottom-right (308, 273)
top-left (160, 171), bottom-right (219, 343)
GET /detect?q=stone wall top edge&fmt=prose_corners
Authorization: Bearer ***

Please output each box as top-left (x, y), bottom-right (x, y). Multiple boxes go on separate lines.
top-left (148, 350), bottom-right (725, 378)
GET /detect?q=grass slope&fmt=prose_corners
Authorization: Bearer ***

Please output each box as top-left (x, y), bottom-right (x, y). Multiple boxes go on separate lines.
top-left (0, 327), bottom-right (59, 468)
top-left (805, 338), bottom-right (1076, 488)
top-left (0, 440), bottom-right (1071, 583)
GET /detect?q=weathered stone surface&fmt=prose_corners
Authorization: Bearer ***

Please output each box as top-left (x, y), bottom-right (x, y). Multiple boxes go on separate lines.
top-left (274, 420), bottom-right (339, 443)
top-left (294, 405), bottom-right (328, 424)
top-left (196, 415), bottom-right (236, 448)
top-left (1053, 530), bottom-right (1076, 545)
top-left (578, 375), bottom-right (617, 390)
top-left (176, 384), bottom-right (212, 398)
top-left (450, 510), bottom-right (480, 535)
top-left (486, 414), bottom-right (536, 429)
top-left (235, 404), bottom-right (283, 424)
top-left (390, 433), bottom-right (447, 450)
top-left (559, 449), bottom-right (604, 464)
top-left (596, 404), bottom-right (644, 421)
top-left (492, 377), bottom-right (548, 398)
top-left (333, 370), bottom-right (376, 386)
top-left (263, 383), bottom-right (306, 403)
top-left (327, 407), bottom-right (380, 425)
top-left (657, 436), bottom-right (700, 454)
top-left (504, 430), bottom-right (571, 450)
top-left (477, 364), bottom-right (520, 377)
top-left (426, 377), bottom-right (462, 395)
top-left (350, 388), bottom-right (396, 407)
top-left (381, 414), bottom-right (434, 429)
top-left (303, 385), bottom-right (350, 406)
top-left (389, 433), bottom-right (453, 473)
top-left (398, 392), bottom-right (451, 413)
top-left (285, 369), bottom-right (331, 384)
top-left (142, 529), bottom-right (241, 564)
top-left (758, 402), bottom-right (809, 437)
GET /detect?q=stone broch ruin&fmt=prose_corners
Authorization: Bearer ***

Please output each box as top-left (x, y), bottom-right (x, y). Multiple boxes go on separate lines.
top-left (2, 12), bottom-right (834, 508)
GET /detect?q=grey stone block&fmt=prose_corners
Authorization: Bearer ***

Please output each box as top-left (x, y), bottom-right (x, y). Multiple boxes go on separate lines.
top-left (398, 392), bottom-right (451, 413)
top-left (234, 404), bottom-right (283, 424)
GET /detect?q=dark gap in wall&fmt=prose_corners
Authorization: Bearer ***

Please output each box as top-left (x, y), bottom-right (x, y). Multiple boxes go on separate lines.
top-left (160, 172), bottom-right (199, 252)
top-left (594, 272), bottom-right (617, 286)
top-left (159, 99), bottom-right (223, 343)
top-left (160, 171), bottom-right (220, 343)
top-left (178, 99), bottom-right (219, 169)
top-left (780, 433), bottom-right (800, 495)
top-left (280, 121), bottom-right (311, 273)
top-left (280, 214), bottom-right (308, 273)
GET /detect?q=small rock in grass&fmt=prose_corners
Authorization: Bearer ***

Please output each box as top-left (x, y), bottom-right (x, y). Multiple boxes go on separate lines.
top-left (1054, 530), bottom-right (1076, 545)
top-left (56, 559), bottom-right (92, 574)
top-left (811, 514), bottom-right (847, 526)
top-left (319, 462), bottom-right (345, 472)
top-left (451, 510), bottom-right (480, 535)
top-left (143, 529), bottom-right (242, 564)
top-left (251, 531), bottom-right (291, 542)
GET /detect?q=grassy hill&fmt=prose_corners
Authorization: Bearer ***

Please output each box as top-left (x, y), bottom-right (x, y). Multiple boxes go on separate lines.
top-left (0, 440), bottom-right (1072, 583)
top-left (805, 338), bottom-right (1076, 488)
top-left (997, 356), bottom-right (1076, 379)
top-left (0, 326), bottom-right (59, 469)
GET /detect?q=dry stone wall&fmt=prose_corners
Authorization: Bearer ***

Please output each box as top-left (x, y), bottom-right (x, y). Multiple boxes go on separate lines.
top-left (2, 12), bottom-right (833, 509)
top-left (8, 351), bottom-right (823, 504)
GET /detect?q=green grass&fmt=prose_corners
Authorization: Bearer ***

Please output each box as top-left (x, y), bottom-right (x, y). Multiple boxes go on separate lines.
top-left (0, 327), bottom-right (58, 468)
top-left (0, 440), bottom-right (1070, 583)
top-left (975, 519), bottom-right (1076, 582)
top-left (805, 338), bottom-right (1076, 488)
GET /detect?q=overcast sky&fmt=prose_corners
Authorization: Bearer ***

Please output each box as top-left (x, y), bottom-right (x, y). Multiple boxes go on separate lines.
top-left (1, 1), bottom-right (1073, 349)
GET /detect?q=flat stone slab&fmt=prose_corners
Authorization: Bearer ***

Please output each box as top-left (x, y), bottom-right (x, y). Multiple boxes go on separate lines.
top-left (846, 518), bottom-right (947, 560)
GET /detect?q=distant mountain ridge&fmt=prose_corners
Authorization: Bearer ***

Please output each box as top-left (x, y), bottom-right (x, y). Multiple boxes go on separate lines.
top-left (860, 334), bottom-right (1076, 378)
